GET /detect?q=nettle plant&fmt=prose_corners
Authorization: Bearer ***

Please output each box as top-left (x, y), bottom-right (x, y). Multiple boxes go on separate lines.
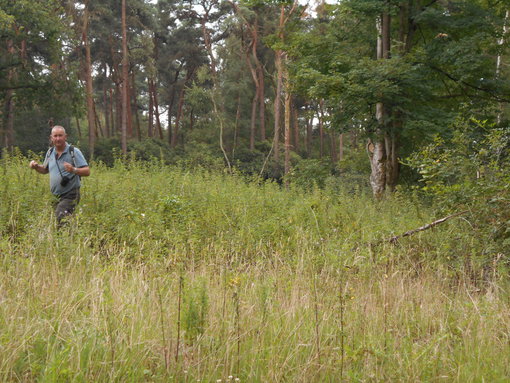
top-left (407, 118), bottom-right (510, 254)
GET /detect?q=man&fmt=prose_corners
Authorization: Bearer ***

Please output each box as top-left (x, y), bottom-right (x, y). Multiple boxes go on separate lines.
top-left (29, 125), bottom-right (90, 225)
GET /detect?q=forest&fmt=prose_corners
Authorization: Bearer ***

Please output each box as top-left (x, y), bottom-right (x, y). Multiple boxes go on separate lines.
top-left (1, 0), bottom-right (510, 381)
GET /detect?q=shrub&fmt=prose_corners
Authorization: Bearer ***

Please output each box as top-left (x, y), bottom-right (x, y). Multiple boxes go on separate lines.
top-left (407, 118), bottom-right (510, 256)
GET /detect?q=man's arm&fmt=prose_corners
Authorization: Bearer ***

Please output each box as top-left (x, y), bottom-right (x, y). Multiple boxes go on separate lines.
top-left (29, 160), bottom-right (49, 174)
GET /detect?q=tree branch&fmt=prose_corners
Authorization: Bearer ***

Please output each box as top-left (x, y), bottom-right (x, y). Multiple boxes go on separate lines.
top-left (428, 64), bottom-right (510, 103)
top-left (387, 210), bottom-right (468, 244)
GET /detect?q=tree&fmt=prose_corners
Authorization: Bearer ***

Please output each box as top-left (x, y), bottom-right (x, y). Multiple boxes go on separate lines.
top-left (290, 0), bottom-right (510, 197)
top-left (0, 0), bottom-right (79, 150)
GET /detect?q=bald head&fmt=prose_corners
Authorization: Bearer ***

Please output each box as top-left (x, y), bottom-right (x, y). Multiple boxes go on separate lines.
top-left (51, 125), bottom-right (67, 135)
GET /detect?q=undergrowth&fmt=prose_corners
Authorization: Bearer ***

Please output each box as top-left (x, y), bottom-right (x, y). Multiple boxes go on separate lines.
top-left (0, 154), bottom-right (508, 382)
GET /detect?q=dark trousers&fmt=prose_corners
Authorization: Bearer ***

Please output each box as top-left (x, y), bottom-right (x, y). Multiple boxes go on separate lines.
top-left (53, 188), bottom-right (80, 225)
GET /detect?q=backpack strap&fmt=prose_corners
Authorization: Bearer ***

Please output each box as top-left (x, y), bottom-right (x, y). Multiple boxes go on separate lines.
top-left (69, 145), bottom-right (76, 167)
top-left (42, 146), bottom-right (54, 168)
top-left (68, 145), bottom-right (80, 179)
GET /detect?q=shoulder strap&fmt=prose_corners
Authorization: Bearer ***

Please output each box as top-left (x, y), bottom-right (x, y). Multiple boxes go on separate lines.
top-left (43, 147), bottom-right (54, 168)
top-left (69, 145), bottom-right (76, 166)
top-left (69, 145), bottom-right (80, 179)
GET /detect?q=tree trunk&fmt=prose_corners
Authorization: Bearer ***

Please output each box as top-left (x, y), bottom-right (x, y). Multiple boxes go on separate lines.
top-left (496, 10), bottom-right (509, 124)
top-left (131, 71), bottom-right (141, 141)
top-left (109, 88), bottom-right (115, 136)
top-left (306, 104), bottom-right (313, 157)
top-left (318, 100), bottom-right (325, 159)
top-left (152, 79), bottom-right (163, 139)
top-left (292, 101), bottom-right (299, 152)
top-left (75, 117), bottom-right (82, 139)
top-left (3, 90), bottom-right (15, 149)
top-left (339, 133), bottom-right (344, 161)
top-left (273, 51), bottom-right (283, 161)
top-left (284, 55), bottom-right (291, 187)
top-left (273, 5), bottom-right (286, 162)
top-left (172, 85), bottom-right (186, 148)
top-left (250, 92), bottom-right (257, 150)
top-left (83, 0), bottom-right (96, 158)
top-left (103, 84), bottom-right (110, 138)
top-left (167, 68), bottom-right (181, 145)
top-left (93, 101), bottom-right (104, 138)
top-left (331, 133), bottom-right (338, 163)
top-left (121, 0), bottom-right (129, 155)
top-left (200, 9), bottom-right (231, 170)
top-left (252, 16), bottom-right (266, 141)
top-left (385, 132), bottom-right (398, 191)
top-left (233, 90), bottom-right (241, 157)
top-left (369, 9), bottom-right (391, 199)
top-left (243, 36), bottom-right (258, 150)
top-left (148, 79), bottom-right (154, 138)
top-left (127, 77), bottom-right (133, 139)
top-left (232, 3), bottom-right (266, 142)
top-left (257, 64), bottom-right (266, 141)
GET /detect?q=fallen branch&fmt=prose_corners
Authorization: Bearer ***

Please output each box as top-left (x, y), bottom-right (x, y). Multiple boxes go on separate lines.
top-left (387, 210), bottom-right (468, 244)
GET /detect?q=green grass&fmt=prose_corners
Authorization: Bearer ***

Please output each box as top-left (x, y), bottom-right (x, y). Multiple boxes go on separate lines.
top-left (0, 153), bottom-right (509, 382)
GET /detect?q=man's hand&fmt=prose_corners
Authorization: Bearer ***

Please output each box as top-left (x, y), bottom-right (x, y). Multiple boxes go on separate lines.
top-left (63, 162), bottom-right (90, 177)
top-left (30, 160), bottom-right (48, 174)
top-left (63, 161), bottom-right (75, 173)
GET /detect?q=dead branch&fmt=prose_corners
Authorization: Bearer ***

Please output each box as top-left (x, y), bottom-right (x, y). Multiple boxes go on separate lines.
top-left (387, 210), bottom-right (468, 244)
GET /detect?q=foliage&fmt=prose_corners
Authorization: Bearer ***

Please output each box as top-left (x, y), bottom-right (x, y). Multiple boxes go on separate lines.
top-left (0, 0), bottom-right (81, 113)
top-left (407, 118), bottom-right (510, 255)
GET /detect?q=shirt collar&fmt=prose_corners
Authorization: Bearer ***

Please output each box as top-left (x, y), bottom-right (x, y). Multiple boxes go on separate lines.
top-left (61, 143), bottom-right (70, 154)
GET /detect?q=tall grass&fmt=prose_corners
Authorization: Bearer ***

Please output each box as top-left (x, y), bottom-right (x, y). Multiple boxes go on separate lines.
top-left (0, 153), bottom-right (508, 382)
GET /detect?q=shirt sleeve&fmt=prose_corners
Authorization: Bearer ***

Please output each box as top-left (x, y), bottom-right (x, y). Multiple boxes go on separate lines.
top-left (73, 147), bottom-right (89, 168)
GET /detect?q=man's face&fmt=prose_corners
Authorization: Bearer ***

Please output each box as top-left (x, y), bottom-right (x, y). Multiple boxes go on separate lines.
top-left (51, 128), bottom-right (67, 149)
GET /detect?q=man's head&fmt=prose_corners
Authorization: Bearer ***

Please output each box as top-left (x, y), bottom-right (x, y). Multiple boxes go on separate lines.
top-left (50, 125), bottom-right (67, 150)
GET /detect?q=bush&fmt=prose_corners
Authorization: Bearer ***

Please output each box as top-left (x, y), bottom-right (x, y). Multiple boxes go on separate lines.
top-left (407, 118), bottom-right (510, 256)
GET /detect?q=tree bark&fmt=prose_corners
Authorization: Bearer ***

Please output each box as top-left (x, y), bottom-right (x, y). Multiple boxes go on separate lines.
top-left (83, 0), bottom-right (96, 158)
top-left (331, 132), bottom-right (337, 163)
top-left (231, 2), bottom-right (266, 142)
top-left (200, 6), bottom-right (231, 170)
top-left (152, 79), bottom-right (163, 139)
top-left (252, 16), bottom-right (266, 141)
top-left (339, 133), bottom-right (344, 161)
top-left (273, 5), bottom-right (286, 162)
top-left (109, 88), bottom-right (115, 136)
top-left (131, 71), bottom-right (141, 141)
top-left (172, 85), bottom-right (186, 148)
top-left (292, 101), bottom-right (299, 152)
top-left (167, 67), bottom-right (181, 145)
top-left (284, 54), bottom-right (291, 187)
top-left (241, 26), bottom-right (258, 150)
top-left (3, 89), bottom-right (15, 149)
top-left (369, 8), bottom-right (391, 199)
top-left (148, 78), bottom-right (154, 138)
top-left (250, 92), bottom-right (257, 150)
top-left (306, 103), bottom-right (313, 157)
top-left (103, 83), bottom-right (110, 138)
top-left (496, 10), bottom-right (509, 124)
top-left (274, 50), bottom-right (283, 161)
top-left (93, 101), bottom-right (103, 138)
top-left (318, 100), bottom-right (325, 159)
top-left (121, 0), bottom-right (129, 155)
top-left (233, 89), bottom-right (241, 157)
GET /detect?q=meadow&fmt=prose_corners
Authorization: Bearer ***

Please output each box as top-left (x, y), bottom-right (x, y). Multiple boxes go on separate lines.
top-left (1, 153), bottom-right (509, 382)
